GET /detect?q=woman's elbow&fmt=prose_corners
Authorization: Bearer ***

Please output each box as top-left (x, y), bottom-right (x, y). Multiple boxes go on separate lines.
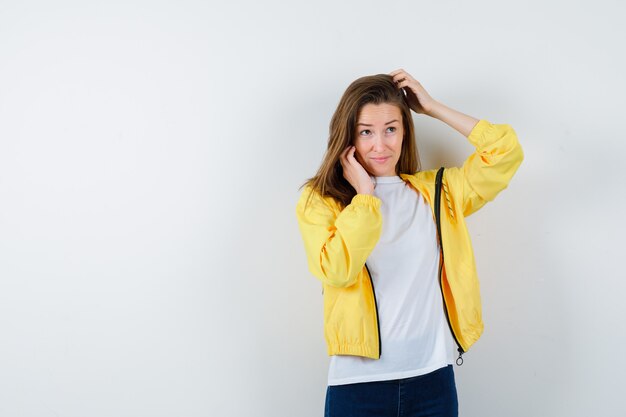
top-left (324, 276), bottom-right (358, 288)
top-left (314, 263), bottom-right (359, 288)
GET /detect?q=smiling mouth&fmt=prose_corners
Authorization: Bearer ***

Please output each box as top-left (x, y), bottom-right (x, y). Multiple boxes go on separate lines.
top-left (371, 157), bottom-right (389, 163)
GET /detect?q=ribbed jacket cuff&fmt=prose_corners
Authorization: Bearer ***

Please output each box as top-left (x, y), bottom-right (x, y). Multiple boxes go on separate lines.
top-left (351, 193), bottom-right (381, 208)
top-left (467, 119), bottom-right (495, 148)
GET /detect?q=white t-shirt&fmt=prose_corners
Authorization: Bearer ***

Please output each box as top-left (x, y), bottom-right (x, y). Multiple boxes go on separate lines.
top-left (327, 175), bottom-right (457, 386)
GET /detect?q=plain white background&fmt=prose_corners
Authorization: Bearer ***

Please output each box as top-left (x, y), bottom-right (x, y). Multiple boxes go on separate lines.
top-left (1, 1), bottom-right (624, 416)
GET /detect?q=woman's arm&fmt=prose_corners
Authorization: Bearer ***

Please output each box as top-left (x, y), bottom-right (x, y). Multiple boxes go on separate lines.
top-left (295, 187), bottom-right (382, 288)
top-left (425, 101), bottom-right (480, 138)
top-left (389, 68), bottom-right (479, 137)
top-left (390, 69), bottom-right (523, 216)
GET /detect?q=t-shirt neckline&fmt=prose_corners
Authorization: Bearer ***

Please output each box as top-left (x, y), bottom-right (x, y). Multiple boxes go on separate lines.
top-left (373, 175), bottom-right (404, 184)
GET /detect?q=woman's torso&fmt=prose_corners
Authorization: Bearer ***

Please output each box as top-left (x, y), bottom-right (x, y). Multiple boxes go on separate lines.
top-left (327, 175), bottom-right (456, 386)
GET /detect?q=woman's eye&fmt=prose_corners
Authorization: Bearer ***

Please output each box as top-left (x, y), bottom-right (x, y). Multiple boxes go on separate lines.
top-left (359, 127), bottom-right (395, 135)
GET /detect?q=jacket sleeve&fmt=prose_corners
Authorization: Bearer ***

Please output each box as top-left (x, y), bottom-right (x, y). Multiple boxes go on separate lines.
top-left (449, 119), bottom-right (524, 217)
top-left (295, 186), bottom-right (382, 288)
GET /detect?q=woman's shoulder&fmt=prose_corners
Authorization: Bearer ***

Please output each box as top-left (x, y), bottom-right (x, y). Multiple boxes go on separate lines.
top-left (400, 168), bottom-right (439, 185)
top-left (401, 167), bottom-right (466, 200)
top-left (296, 184), bottom-right (341, 214)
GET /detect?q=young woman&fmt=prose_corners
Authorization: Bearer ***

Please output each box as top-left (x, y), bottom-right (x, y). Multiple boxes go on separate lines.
top-left (295, 69), bottom-right (523, 417)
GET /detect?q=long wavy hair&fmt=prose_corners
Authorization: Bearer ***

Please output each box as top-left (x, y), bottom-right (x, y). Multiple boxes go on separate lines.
top-left (299, 74), bottom-right (421, 210)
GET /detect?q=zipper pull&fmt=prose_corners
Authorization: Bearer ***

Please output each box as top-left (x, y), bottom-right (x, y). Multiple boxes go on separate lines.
top-left (456, 348), bottom-right (464, 366)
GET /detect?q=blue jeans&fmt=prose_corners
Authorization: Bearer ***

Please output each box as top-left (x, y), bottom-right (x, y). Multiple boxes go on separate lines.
top-left (324, 364), bottom-right (458, 417)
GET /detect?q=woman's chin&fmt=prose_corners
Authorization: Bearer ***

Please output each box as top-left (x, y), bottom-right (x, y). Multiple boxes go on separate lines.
top-left (367, 168), bottom-right (392, 177)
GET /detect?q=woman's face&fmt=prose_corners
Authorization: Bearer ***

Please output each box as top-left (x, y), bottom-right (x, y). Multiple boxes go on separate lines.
top-left (353, 102), bottom-right (404, 177)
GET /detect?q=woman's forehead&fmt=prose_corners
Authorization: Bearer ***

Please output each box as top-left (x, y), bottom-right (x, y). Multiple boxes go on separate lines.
top-left (357, 103), bottom-right (402, 124)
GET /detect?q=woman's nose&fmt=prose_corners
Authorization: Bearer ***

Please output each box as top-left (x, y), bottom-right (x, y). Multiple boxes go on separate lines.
top-left (372, 135), bottom-right (385, 151)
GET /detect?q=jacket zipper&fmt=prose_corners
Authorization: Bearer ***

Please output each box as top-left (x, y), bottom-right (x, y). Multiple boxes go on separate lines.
top-left (364, 262), bottom-right (382, 359)
top-left (365, 256), bottom-right (460, 364)
top-left (320, 264), bottom-right (382, 359)
top-left (322, 171), bottom-right (462, 364)
top-left (437, 249), bottom-right (465, 365)
top-left (435, 167), bottom-right (465, 366)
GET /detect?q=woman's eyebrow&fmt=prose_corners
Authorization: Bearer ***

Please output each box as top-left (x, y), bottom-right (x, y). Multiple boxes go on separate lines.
top-left (357, 119), bottom-right (400, 127)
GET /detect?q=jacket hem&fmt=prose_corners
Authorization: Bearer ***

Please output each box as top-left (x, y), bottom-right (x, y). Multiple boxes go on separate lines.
top-left (327, 343), bottom-right (379, 359)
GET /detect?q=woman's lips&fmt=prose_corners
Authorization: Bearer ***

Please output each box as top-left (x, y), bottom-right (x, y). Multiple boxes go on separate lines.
top-left (371, 157), bottom-right (389, 163)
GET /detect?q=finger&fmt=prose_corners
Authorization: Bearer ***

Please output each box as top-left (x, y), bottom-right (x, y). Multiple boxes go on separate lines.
top-left (346, 146), bottom-right (360, 166)
top-left (342, 146), bottom-right (353, 161)
top-left (339, 146), bottom-right (351, 165)
top-left (390, 73), bottom-right (402, 81)
top-left (390, 70), bottom-right (410, 82)
top-left (348, 146), bottom-right (356, 162)
top-left (391, 71), bottom-right (416, 85)
top-left (396, 79), bottom-right (412, 89)
top-left (391, 73), bottom-right (407, 84)
top-left (348, 148), bottom-right (363, 168)
top-left (389, 68), bottom-right (406, 77)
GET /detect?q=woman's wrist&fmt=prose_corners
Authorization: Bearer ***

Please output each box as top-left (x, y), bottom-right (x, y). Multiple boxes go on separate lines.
top-left (425, 100), bottom-right (480, 137)
top-left (356, 186), bottom-right (374, 195)
top-left (424, 100), bottom-right (444, 118)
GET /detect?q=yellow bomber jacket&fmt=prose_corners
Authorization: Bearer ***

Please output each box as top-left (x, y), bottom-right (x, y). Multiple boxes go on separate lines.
top-left (295, 119), bottom-right (524, 360)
